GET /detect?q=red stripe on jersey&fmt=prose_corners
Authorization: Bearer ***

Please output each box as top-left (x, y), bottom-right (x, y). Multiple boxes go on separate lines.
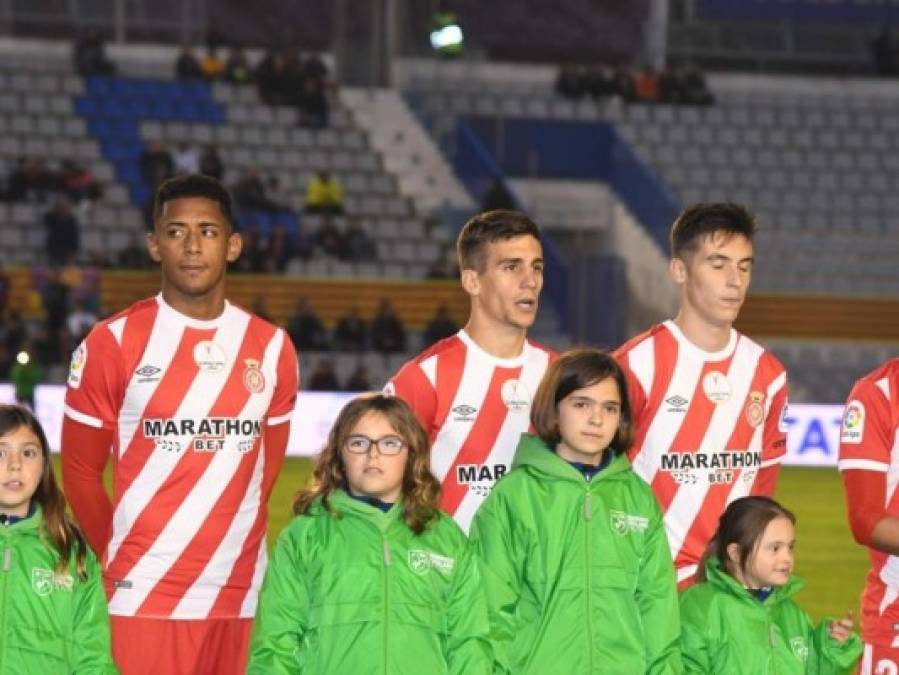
top-left (438, 365), bottom-right (523, 516)
top-left (431, 344), bottom-right (467, 437)
top-left (208, 508), bottom-right (267, 618)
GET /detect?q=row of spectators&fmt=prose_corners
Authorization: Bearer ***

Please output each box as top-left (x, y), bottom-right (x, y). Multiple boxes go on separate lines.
top-left (555, 62), bottom-right (714, 106)
top-left (1, 157), bottom-right (103, 204)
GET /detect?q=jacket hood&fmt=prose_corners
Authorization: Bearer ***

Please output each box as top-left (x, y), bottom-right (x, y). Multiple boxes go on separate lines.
top-left (703, 556), bottom-right (804, 605)
top-left (511, 433), bottom-right (631, 484)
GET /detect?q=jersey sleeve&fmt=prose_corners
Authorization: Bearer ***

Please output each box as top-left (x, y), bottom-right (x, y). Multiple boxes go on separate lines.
top-left (838, 377), bottom-right (894, 472)
top-left (64, 324), bottom-right (127, 430)
top-left (267, 330), bottom-right (299, 426)
top-left (385, 360), bottom-right (438, 432)
top-left (762, 376), bottom-right (788, 462)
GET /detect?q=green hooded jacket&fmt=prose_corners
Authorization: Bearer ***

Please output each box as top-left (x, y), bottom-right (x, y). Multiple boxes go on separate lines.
top-left (247, 490), bottom-right (494, 674)
top-left (0, 507), bottom-right (118, 674)
top-left (469, 434), bottom-right (682, 674)
top-left (680, 559), bottom-right (862, 674)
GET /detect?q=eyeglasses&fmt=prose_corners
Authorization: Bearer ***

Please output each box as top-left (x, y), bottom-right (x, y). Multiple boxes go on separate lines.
top-left (344, 435), bottom-right (406, 456)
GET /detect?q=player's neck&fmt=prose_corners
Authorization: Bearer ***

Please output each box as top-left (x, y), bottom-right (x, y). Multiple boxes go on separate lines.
top-left (672, 310), bottom-right (732, 353)
top-left (463, 316), bottom-right (527, 359)
top-left (161, 286), bottom-right (227, 321)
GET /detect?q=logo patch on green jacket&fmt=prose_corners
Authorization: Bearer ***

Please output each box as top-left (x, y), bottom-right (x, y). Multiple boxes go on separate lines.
top-left (610, 510), bottom-right (649, 535)
top-left (790, 637), bottom-right (808, 661)
top-left (31, 567), bottom-right (74, 596)
top-left (408, 550), bottom-right (455, 575)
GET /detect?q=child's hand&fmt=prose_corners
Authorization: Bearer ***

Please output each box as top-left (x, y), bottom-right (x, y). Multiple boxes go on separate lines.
top-left (827, 611), bottom-right (854, 644)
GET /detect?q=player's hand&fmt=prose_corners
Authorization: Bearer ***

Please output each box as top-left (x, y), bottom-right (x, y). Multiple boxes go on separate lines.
top-left (827, 610), bottom-right (854, 644)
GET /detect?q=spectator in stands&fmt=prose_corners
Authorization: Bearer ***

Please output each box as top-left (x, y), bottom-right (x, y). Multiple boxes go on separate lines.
top-left (344, 218), bottom-right (377, 262)
top-left (586, 64), bottom-right (615, 101)
top-left (307, 358), bottom-right (340, 391)
top-left (634, 69), bottom-right (660, 103)
top-left (175, 47), bottom-right (203, 80)
top-left (683, 63), bottom-right (714, 106)
top-left (301, 52), bottom-right (329, 88)
top-left (234, 228), bottom-right (263, 273)
top-left (297, 77), bottom-right (329, 128)
top-left (199, 144), bottom-right (224, 181)
top-left (872, 25), bottom-right (899, 76)
top-left (67, 300), bottom-right (97, 345)
top-left (370, 299), bottom-right (406, 354)
top-left (481, 178), bottom-right (516, 212)
top-left (224, 47), bottom-right (253, 85)
top-left (422, 303), bottom-right (457, 348)
top-left (200, 46), bottom-right (224, 81)
top-left (305, 171), bottom-right (344, 214)
top-left (260, 224), bottom-right (295, 273)
top-left (8, 157), bottom-right (59, 203)
top-left (316, 215), bottom-right (347, 259)
top-left (10, 342), bottom-right (42, 410)
top-left (265, 176), bottom-right (293, 213)
top-left (43, 198), bottom-right (80, 267)
top-left (256, 50), bottom-right (294, 106)
top-left (287, 296), bottom-right (327, 350)
top-left (555, 64), bottom-right (587, 99)
top-left (60, 160), bottom-right (102, 203)
top-left (334, 306), bottom-right (367, 351)
top-left (611, 68), bottom-right (637, 102)
top-left (140, 141), bottom-right (174, 188)
top-left (73, 29), bottom-right (115, 77)
top-left (658, 65), bottom-right (686, 104)
top-left (117, 231), bottom-right (149, 269)
top-left (234, 167), bottom-right (281, 212)
top-left (172, 143), bottom-right (200, 175)
top-left (345, 364), bottom-right (371, 391)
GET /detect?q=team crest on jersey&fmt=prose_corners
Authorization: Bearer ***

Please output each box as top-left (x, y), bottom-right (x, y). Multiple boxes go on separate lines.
top-left (243, 358), bottom-right (266, 393)
top-left (790, 637), bottom-right (809, 661)
top-left (31, 567), bottom-right (73, 596)
top-left (193, 340), bottom-right (226, 372)
top-left (67, 341), bottom-right (88, 389)
top-left (702, 371), bottom-right (732, 404)
top-left (840, 400), bottom-right (865, 444)
top-left (610, 510), bottom-right (649, 535)
top-left (501, 379), bottom-right (530, 412)
top-left (745, 390), bottom-right (765, 428)
top-left (408, 549), bottom-right (455, 576)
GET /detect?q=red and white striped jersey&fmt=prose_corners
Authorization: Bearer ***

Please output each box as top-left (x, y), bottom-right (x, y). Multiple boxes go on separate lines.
top-left (615, 320), bottom-right (788, 585)
top-left (63, 295), bottom-right (298, 619)
top-left (838, 359), bottom-right (899, 646)
top-left (387, 330), bottom-right (554, 532)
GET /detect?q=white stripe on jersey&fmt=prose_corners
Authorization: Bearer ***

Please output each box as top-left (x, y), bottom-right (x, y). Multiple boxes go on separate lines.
top-left (267, 410), bottom-right (292, 426)
top-left (452, 345), bottom-right (551, 533)
top-left (170, 330), bottom-right (284, 618)
top-left (108, 316), bottom-right (126, 345)
top-left (663, 337), bottom-right (764, 560)
top-left (106, 308), bottom-right (249, 586)
top-left (239, 531), bottom-right (269, 618)
top-left (64, 404), bottom-right (103, 428)
top-left (630, 343), bottom-right (703, 485)
top-left (420, 354), bottom-right (438, 388)
top-left (628, 337), bottom-right (655, 400)
top-left (839, 459), bottom-right (889, 472)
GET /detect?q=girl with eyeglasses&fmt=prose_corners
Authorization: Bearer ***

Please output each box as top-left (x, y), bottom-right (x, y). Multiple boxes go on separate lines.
top-left (247, 394), bottom-right (494, 674)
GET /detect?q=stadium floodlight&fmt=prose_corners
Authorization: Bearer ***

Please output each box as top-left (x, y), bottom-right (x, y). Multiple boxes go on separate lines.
top-left (430, 24), bottom-right (464, 52)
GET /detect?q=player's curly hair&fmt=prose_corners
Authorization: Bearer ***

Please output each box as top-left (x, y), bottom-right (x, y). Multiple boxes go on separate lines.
top-left (0, 405), bottom-right (90, 580)
top-left (293, 394), bottom-right (441, 534)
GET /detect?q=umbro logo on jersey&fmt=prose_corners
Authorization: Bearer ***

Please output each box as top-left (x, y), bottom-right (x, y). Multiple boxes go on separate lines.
top-left (452, 404), bottom-right (477, 421)
top-left (136, 364), bottom-right (162, 382)
top-left (665, 395), bottom-right (689, 412)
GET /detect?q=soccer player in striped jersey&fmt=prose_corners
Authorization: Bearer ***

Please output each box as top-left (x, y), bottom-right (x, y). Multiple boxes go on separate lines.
top-left (614, 202), bottom-right (788, 589)
top-left (839, 359), bottom-right (899, 672)
top-left (60, 174), bottom-right (299, 675)
top-left (386, 210), bottom-right (554, 532)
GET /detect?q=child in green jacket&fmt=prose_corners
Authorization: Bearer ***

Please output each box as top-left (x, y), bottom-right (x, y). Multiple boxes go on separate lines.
top-left (248, 394), bottom-right (494, 674)
top-left (0, 404), bottom-right (117, 674)
top-left (470, 348), bottom-right (682, 674)
top-left (680, 496), bottom-right (862, 674)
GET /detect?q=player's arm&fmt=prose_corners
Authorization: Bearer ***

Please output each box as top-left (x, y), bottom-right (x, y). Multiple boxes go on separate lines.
top-left (839, 379), bottom-right (898, 553)
top-left (61, 327), bottom-right (126, 557)
top-left (753, 376), bottom-right (788, 496)
top-left (262, 332), bottom-right (299, 500)
top-left (385, 360), bottom-right (438, 431)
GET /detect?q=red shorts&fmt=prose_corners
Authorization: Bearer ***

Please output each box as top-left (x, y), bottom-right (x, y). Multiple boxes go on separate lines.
top-left (859, 643), bottom-right (899, 675)
top-left (110, 616), bottom-right (253, 675)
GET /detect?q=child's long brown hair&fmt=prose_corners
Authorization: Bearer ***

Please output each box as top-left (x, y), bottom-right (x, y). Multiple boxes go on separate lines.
top-left (293, 394), bottom-right (441, 534)
top-left (0, 405), bottom-right (89, 579)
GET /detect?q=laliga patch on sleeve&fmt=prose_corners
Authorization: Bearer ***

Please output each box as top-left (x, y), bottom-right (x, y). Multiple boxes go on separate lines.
top-left (67, 341), bottom-right (88, 389)
top-left (778, 400), bottom-right (790, 433)
top-left (840, 400), bottom-right (865, 444)
top-left (382, 381), bottom-right (396, 396)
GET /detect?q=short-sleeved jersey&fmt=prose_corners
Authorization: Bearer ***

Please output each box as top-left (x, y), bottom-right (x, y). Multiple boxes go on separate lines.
top-left (614, 320), bottom-right (788, 583)
top-left (63, 295), bottom-right (298, 619)
top-left (386, 330), bottom-right (553, 532)
top-left (838, 359), bottom-right (899, 646)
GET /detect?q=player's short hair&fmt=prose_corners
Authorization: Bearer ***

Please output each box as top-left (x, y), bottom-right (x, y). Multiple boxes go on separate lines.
top-left (530, 348), bottom-right (634, 454)
top-left (698, 496), bottom-right (795, 582)
top-left (670, 202), bottom-right (756, 260)
top-left (457, 209), bottom-right (541, 272)
top-left (151, 173), bottom-right (234, 230)
top-left (293, 394), bottom-right (441, 534)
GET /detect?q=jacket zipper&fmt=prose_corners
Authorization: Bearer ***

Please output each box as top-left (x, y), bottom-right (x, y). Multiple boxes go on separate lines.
top-left (0, 545), bottom-right (11, 664)
top-left (583, 489), bottom-right (593, 672)
top-left (382, 538), bottom-right (391, 675)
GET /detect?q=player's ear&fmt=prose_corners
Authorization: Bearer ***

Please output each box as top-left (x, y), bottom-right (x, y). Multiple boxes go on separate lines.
top-left (669, 256), bottom-right (687, 284)
top-left (460, 267), bottom-right (480, 296)
top-left (146, 230), bottom-right (162, 263)
top-left (226, 231), bottom-right (243, 263)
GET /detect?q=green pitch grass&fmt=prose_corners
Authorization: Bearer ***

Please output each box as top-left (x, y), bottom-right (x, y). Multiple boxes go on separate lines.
top-left (266, 460), bottom-right (869, 622)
